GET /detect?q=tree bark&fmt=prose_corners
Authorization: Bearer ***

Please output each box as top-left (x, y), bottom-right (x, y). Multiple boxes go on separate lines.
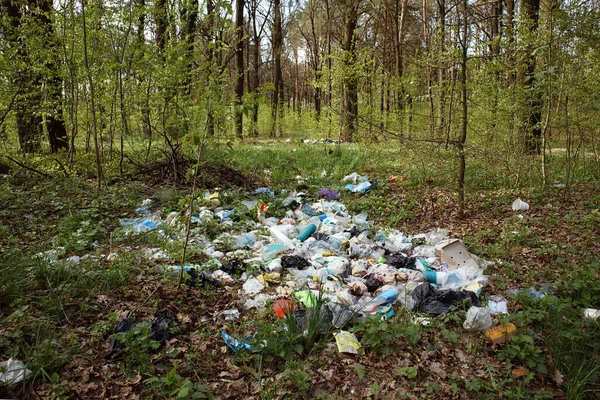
top-left (457, 0), bottom-right (468, 218)
top-left (37, 0), bottom-right (68, 153)
top-left (340, 0), bottom-right (360, 142)
top-left (82, 0), bottom-right (103, 186)
top-left (155, 0), bottom-right (168, 54)
top-left (271, 0), bottom-right (283, 137)
top-left (435, 0), bottom-right (446, 138)
top-left (234, 0), bottom-right (244, 137)
top-left (182, 0), bottom-right (198, 92)
top-left (518, 0), bottom-right (542, 154)
top-left (206, 0), bottom-right (216, 136)
top-left (2, 1), bottom-right (42, 153)
top-left (505, 0), bottom-right (515, 86)
top-left (249, 0), bottom-right (261, 135)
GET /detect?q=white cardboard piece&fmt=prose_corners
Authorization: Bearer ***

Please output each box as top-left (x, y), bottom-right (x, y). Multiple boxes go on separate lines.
top-left (435, 239), bottom-right (480, 269)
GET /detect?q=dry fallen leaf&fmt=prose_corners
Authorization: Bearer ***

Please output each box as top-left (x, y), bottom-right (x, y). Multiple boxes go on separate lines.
top-left (511, 367), bottom-right (526, 378)
top-left (554, 369), bottom-right (564, 385)
top-left (429, 362), bottom-right (447, 380)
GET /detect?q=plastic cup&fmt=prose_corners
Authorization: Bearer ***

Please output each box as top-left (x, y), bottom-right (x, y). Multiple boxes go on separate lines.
top-left (511, 199), bottom-right (529, 211)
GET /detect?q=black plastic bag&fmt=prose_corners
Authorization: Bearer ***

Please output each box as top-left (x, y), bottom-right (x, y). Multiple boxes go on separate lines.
top-left (110, 310), bottom-right (177, 354)
top-left (281, 255), bottom-right (311, 270)
top-left (411, 283), bottom-right (481, 316)
top-left (364, 274), bottom-right (384, 293)
top-left (221, 259), bottom-right (246, 275)
top-left (110, 317), bottom-right (138, 353)
top-left (150, 309), bottom-right (177, 345)
top-left (385, 254), bottom-right (417, 269)
top-left (186, 268), bottom-right (221, 288)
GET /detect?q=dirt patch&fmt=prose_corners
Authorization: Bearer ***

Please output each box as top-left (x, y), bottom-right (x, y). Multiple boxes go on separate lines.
top-left (136, 153), bottom-right (262, 190)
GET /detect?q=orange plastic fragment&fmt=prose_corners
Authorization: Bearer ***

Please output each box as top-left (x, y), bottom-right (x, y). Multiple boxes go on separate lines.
top-left (273, 299), bottom-right (296, 318)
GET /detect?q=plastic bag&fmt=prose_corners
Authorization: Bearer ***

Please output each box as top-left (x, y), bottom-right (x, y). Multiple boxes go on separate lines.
top-left (243, 278), bottom-right (264, 295)
top-left (411, 283), bottom-right (481, 316)
top-left (463, 306), bottom-right (493, 331)
top-left (0, 358), bottom-right (32, 385)
top-left (119, 217), bottom-right (160, 233)
top-left (333, 331), bottom-right (361, 354)
top-left (488, 295), bottom-right (509, 314)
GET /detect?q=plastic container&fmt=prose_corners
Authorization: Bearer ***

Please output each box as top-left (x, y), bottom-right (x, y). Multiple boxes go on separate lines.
top-left (512, 198), bottom-right (530, 211)
top-left (119, 217), bottom-right (160, 233)
top-left (297, 224), bottom-right (317, 242)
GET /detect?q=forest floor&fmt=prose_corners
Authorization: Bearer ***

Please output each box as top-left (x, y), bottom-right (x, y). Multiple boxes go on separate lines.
top-left (0, 141), bottom-right (599, 399)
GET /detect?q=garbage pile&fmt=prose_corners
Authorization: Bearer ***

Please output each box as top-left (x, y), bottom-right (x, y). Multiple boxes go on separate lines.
top-left (117, 180), bottom-right (509, 353)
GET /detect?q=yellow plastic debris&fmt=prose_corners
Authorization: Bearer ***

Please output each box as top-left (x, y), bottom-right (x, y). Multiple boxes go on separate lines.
top-left (334, 331), bottom-right (361, 354)
top-left (485, 323), bottom-right (517, 345)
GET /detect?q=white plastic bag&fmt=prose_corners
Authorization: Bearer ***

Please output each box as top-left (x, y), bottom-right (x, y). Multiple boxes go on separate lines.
top-left (0, 358), bottom-right (32, 385)
top-left (463, 306), bottom-right (493, 331)
top-left (243, 278), bottom-right (264, 295)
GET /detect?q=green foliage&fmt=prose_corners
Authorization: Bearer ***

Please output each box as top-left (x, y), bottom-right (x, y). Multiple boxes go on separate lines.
top-left (278, 360), bottom-right (313, 396)
top-left (351, 312), bottom-right (421, 355)
top-left (355, 364), bottom-right (366, 379)
top-left (89, 312), bottom-right (118, 341)
top-left (144, 368), bottom-right (214, 399)
top-left (556, 261), bottom-right (600, 308)
top-left (498, 334), bottom-right (546, 374)
top-left (1, 308), bottom-right (72, 385)
top-left (50, 373), bottom-right (70, 400)
top-left (110, 322), bottom-right (160, 373)
top-left (396, 366), bottom-right (418, 379)
top-left (542, 303), bottom-right (600, 399)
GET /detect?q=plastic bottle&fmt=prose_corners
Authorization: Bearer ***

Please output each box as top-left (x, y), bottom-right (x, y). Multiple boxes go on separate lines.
top-left (297, 223), bottom-right (317, 242)
top-left (269, 226), bottom-right (295, 249)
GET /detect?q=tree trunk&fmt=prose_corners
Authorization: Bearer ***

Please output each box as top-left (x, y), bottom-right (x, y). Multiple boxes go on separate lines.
top-left (234, 0), bottom-right (244, 138)
top-left (206, 0), bottom-right (216, 136)
top-left (435, 0), bottom-right (446, 138)
top-left (505, 0), bottom-right (515, 86)
top-left (457, 0), bottom-right (468, 218)
top-left (182, 0), bottom-right (198, 93)
top-left (82, 0), bottom-right (103, 186)
top-left (518, 0), bottom-right (542, 154)
top-left (340, 0), bottom-right (360, 142)
top-left (249, 0), bottom-right (261, 136)
top-left (2, 1), bottom-right (42, 153)
top-left (271, 0), bottom-right (283, 137)
top-left (155, 0), bottom-right (168, 54)
top-left (37, 0), bottom-right (68, 153)
top-left (395, 0), bottom-right (408, 111)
